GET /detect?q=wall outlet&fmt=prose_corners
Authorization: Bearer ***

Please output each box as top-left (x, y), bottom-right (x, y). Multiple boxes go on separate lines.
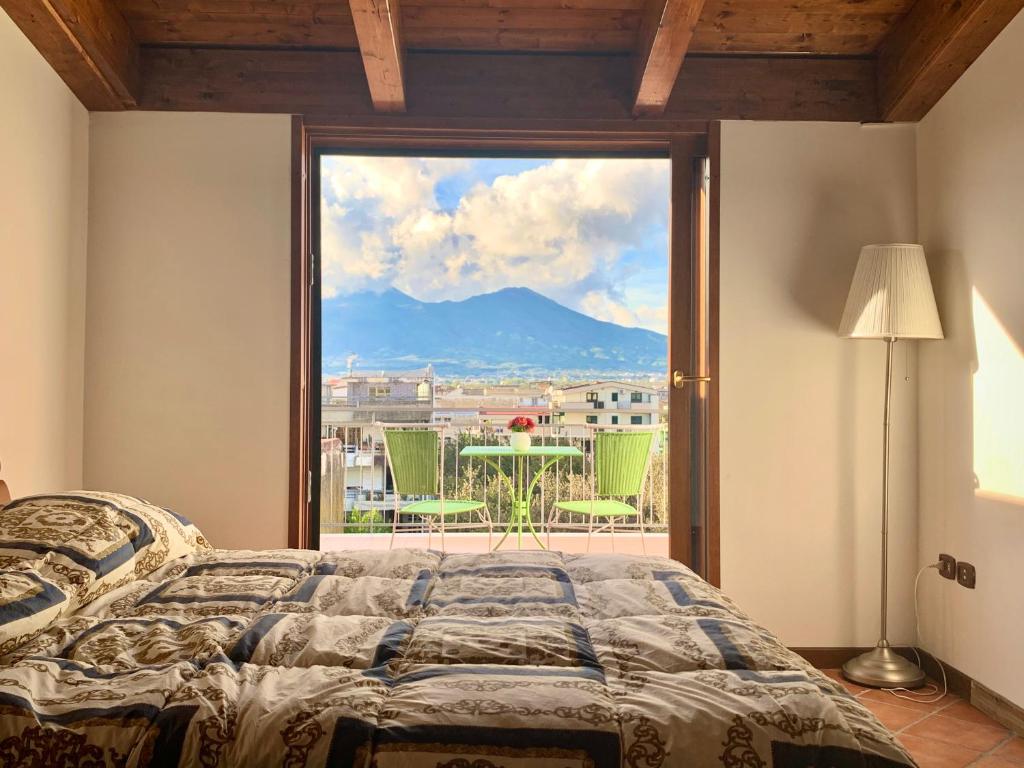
top-left (957, 561), bottom-right (976, 589)
top-left (938, 554), bottom-right (957, 580)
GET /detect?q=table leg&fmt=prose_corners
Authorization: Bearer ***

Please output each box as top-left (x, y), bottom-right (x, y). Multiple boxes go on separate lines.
top-left (480, 456), bottom-right (517, 551)
top-left (517, 456), bottom-right (525, 549)
top-left (523, 456), bottom-right (563, 549)
top-left (481, 454), bottom-right (560, 551)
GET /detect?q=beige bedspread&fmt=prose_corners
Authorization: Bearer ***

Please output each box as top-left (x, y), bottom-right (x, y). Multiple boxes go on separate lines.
top-left (0, 547), bottom-right (915, 767)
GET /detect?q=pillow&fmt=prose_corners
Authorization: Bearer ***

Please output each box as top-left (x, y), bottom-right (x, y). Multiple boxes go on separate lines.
top-left (70, 491), bottom-right (212, 578)
top-left (0, 567), bottom-right (70, 657)
top-left (0, 494), bottom-right (137, 609)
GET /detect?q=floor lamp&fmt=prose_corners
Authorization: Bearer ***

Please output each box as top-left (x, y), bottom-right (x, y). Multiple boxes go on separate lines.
top-left (839, 244), bottom-right (944, 689)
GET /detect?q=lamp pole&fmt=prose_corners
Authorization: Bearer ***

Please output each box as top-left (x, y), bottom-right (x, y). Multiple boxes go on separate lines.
top-left (842, 336), bottom-right (925, 689)
top-left (880, 336), bottom-right (893, 647)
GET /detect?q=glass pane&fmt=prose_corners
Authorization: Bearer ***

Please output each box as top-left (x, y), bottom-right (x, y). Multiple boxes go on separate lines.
top-left (316, 154), bottom-right (672, 555)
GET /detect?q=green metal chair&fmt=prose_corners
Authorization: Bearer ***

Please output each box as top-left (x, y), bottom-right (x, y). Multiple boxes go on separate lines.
top-left (383, 427), bottom-right (492, 551)
top-left (549, 428), bottom-right (655, 553)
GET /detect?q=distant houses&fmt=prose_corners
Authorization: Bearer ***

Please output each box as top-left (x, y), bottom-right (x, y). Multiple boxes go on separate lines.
top-left (549, 381), bottom-right (661, 431)
top-left (321, 368), bottom-right (665, 441)
top-left (322, 367), bottom-right (435, 444)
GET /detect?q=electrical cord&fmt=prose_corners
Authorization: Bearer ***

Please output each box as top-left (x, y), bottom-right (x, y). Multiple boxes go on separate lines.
top-left (888, 562), bottom-right (949, 704)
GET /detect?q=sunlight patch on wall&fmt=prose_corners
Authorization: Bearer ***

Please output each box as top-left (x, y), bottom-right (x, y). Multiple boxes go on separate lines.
top-left (972, 287), bottom-right (1024, 504)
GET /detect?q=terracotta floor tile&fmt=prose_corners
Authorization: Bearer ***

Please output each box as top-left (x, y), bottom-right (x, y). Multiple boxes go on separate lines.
top-left (995, 738), bottom-right (1024, 764)
top-left (821, 668), bottom-right (873, 696)
top-left (940, 699), bottom-right (1004, 728)
top-left (860, 687), bottom-right (958, 714)
top-left (897, 734), bottom-right (981, 768)
top-left (861, 698), bottom-right (929, 732)
top-left (904, 714), bottom-right (1009, 753)
top-left (971, 757), bottom-right (1022, 768)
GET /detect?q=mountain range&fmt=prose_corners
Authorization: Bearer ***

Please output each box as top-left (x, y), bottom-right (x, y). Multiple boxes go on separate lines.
top-left (321, 287), bottom-right (667, 378)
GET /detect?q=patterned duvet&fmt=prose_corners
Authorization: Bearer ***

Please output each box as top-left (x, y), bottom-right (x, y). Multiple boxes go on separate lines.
top-left (0, 498), bottom-right (915, 767)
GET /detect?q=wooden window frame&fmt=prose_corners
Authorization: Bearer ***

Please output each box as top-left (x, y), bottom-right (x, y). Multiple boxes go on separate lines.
top-left (290, 116), bottom-right (721, 585)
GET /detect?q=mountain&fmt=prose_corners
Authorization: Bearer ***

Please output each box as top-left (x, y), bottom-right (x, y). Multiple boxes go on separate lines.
top-left (321, 287), bottom-right (667, 377)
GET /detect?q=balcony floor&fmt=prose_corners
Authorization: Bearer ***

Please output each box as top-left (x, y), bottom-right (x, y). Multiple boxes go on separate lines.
top-left (319, 531), bottom-right (667, 556)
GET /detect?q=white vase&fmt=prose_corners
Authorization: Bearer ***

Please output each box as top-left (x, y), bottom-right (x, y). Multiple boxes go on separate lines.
top-left (510, 432), bottom-right (531, 452)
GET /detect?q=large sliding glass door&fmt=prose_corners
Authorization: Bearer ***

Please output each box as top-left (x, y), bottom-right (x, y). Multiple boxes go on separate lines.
top-left (295, 129), bottom-right (716, 580)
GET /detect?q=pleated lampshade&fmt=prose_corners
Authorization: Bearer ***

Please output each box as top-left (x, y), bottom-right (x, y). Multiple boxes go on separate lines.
top-left (839, 244), bottom-right (944, 339)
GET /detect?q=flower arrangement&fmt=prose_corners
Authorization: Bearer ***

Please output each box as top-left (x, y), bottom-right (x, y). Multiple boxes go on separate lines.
top-left (507, 416), bottom-right (536, 433)
top-left (507, 416), bottom-right (535, 451)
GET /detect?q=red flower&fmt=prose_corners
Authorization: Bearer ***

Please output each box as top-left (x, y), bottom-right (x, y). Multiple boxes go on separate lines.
top-left (508, 416), bottom-right (536, 433)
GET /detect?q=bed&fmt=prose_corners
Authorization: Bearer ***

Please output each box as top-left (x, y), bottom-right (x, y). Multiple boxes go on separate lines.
top-left (0, 491), bottom-right (915, 767)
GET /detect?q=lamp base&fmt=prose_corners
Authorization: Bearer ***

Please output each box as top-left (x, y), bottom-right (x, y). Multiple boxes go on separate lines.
top-left (842, 645), bottom-right (926, 689)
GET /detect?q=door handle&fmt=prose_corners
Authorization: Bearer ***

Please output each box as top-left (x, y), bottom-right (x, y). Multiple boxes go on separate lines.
top-left (672, 371), bottom-right (711, 389)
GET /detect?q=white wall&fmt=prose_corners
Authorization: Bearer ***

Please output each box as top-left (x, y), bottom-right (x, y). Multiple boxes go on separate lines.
top-left (81, 114), bottom-right (925, 649)
top-left (719, 122), bottom-right (921, 647)
top-left (84, 112), bottom-right (292, 549)
top-left (916, 12), bottom-right (1024, 707)
top-left (0, 10), bottom-right (89, 495)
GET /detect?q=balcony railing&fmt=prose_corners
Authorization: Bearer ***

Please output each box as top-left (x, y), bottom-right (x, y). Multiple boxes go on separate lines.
top-left (324, 395), bottom-right (432, 408)
top-left (556, 400), bottom-right (658, 411)
top-left (319, 423), bottom-right (669, 536)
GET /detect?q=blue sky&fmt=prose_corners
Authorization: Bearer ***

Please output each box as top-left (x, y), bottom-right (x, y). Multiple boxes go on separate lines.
top-left (320, 155), bottom-right (670, 333)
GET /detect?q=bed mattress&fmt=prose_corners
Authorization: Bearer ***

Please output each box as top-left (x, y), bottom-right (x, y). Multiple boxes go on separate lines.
top-left (0, 544), bottom-right (914, 767)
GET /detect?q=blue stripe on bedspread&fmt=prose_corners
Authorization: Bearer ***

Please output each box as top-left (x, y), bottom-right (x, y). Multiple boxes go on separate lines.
top-left (406, 569), bottom-right (433, 610)
top-left (227, 613), bottom-right (288, 664)
top-left (0, 572), bottom-right (66, 625)
top-left (0, 689), bottom-right (163, 725)
top-left (652, 570), bottom-right (723, 608)
top-left (697, 618), bottom-right (750, 669)
top-left (0, 539), bottom-right (136, 578)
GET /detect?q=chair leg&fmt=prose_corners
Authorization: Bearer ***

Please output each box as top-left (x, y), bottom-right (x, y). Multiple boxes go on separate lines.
top-left (638, 511), bottom-right (647, 555)
top-left (586, 513), bottom-right (594, 553)
top-left (389, 506), bottom-right (398, 550)
top-left (610, 516), bottom-right (616, 553)
top-left (427, 518), bottom-right (433, 551)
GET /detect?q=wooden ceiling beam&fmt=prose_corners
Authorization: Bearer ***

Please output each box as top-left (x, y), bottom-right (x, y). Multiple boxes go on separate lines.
top-left (877, 0), bottom-right (1024, 121)
top-left (1, 0), bottom-right (141, 109)
top-left (348, 0), bottom-right (406, 112)
top-left (140, 48), bottom-right (878, 123)
top-left (633, 0), bottom-right (709, 116)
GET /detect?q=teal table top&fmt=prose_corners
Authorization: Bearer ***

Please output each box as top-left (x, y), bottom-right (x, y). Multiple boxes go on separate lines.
top-left (460, 445), bottom-right (583, 458)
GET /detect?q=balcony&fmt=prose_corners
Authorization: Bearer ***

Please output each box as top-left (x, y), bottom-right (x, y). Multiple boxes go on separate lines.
top-left (556, 400), bottom-right (658, 412)
top-left (319, 424), bottom-right (669, 554)
top-left (324, 395), bottom-right (432, 408)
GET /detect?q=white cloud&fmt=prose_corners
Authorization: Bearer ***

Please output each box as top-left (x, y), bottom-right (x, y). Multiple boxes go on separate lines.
top-left (579, 291), bottom-right (640, 327)
top-left (633, 304), bottom-right (669, 332)
top-left (319, 156), bottom-right (669, 330)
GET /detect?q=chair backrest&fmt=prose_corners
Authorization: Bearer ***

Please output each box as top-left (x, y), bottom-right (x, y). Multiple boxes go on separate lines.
top-left (383, 429), bottom-right (438, 496)
top-left (595, 430), bottom-right (654, 496)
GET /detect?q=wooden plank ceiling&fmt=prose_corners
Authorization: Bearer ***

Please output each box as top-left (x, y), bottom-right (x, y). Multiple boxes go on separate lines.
top-left (3, 0), bottom-right (1023, 122)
